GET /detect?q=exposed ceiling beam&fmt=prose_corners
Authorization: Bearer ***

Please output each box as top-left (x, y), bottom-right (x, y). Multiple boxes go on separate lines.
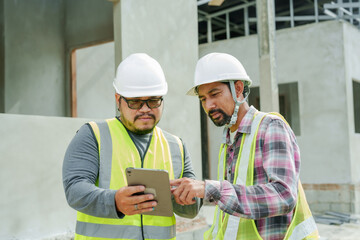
top-left (205, 2), bottom-right (256, 18)
top-left (198, 9), bottom-right (241, 29)
top-left (198, 0), bottom-right (227, 6)
top-left (208, 0), bottom-right (225, 6)
top-left (276, 3), bottom-right (315, 17)
top-left (248, 15), bottom-right (360, 22)
top-left (198, 0), bottom-right (211, 6)
top-left (324, 2), bottom-right (360, 9)
top-left (198, 16), bottom-right (243, 35)
top-left (198, 21), bottom-right (254, 41)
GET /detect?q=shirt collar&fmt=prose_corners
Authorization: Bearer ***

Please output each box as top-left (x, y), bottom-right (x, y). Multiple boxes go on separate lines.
top-left (225, 106), bottom-right (257, 144)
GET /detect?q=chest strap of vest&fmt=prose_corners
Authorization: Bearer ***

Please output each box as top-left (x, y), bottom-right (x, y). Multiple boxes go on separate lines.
top-left (88, 121), bottom-right (113, 189)
top-left (211, 112), bottom-right (266, 239)
top-left (222, 112), bottom-right (267, 240)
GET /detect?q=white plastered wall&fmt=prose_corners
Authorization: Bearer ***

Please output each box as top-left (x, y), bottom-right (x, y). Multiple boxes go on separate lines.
top-left (0, 114), bottom-right (92, 239)
top-left (343, 23), bottom-right (360, 213)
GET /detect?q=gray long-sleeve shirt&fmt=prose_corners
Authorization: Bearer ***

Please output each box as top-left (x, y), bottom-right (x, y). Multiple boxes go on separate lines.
top-left (62, 120), bottom-right (200, 219)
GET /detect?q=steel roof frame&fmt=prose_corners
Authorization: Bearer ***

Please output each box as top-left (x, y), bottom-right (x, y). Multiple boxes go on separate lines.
top-left (198, 0), bottom-right (360, 43)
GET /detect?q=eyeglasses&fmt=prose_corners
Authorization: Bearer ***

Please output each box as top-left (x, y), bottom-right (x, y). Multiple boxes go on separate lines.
top-left (120, 96), bottom-right (163, 110)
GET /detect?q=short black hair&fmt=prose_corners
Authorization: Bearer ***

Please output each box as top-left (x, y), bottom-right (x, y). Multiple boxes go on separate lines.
top-left (195, 81), bottom-right (249, 97)
top-left (223, 81), bottom-right (249, 98)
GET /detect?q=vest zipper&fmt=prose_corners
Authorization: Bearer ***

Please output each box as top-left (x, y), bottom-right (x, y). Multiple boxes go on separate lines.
top-left (139, 132), bottom-right (153, 239)
top-left (141, 214), bottom-right (145, 239)
top-left (141, 152), bottom-right (145, 239)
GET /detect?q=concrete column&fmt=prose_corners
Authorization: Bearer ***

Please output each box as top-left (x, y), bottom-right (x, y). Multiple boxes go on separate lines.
top-left (112, 0), bottom-right (122, 68)
top-left (207, 18), bottom-right (212, 43)
top-left (111, 0), bottom-right (122, 114)
top-left (256, 0), bottom-right (279, 112)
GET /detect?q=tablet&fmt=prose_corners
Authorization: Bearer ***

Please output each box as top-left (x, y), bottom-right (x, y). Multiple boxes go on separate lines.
top-left (126, 167), bottom-right (173, 217)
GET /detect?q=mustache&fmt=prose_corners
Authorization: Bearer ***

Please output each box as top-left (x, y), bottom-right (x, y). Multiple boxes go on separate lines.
top-left (208, 109), bottom-right (226, 117)
top-left (134, 113), bottom-right (156, 121)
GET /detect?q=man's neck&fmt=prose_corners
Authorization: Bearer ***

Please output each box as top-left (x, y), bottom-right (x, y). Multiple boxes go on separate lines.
top-left (229, 103), bottom-right (249, 132)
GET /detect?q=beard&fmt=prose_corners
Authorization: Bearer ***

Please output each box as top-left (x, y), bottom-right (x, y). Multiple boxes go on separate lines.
top-left (120, 113), bottom-right (158, 135)
top-left (133, 113), bottom-right (157, 134)
top-left (132, 127), bottom-right (154, 135)
top-left (134, 113), bottom-right (156, 122)
top-left (208, 108), bottom-right (231, 126)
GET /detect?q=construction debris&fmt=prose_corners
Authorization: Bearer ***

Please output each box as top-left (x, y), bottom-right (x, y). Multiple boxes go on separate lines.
top-left (314, 211), bottom-right (360, 225)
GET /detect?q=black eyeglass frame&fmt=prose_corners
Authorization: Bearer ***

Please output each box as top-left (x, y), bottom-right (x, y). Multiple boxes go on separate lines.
top-left (120, 96), bottom-right (164, 110)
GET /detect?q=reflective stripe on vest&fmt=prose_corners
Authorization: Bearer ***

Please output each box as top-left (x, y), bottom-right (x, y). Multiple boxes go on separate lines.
top-left (289, 216), bottom-right (316, 240)
top-left (76, 222), bottom-right (143, 239)
top-left (97, 121), bottom-right (112, 188)
top-left (224, 112), bottom-right (266, 240)
top-left (205, 112), bottom-right (319, 240)
top-left (75, 221), bottom-right (176, 240)
top-left (76, 119), bottom-right (182, 240)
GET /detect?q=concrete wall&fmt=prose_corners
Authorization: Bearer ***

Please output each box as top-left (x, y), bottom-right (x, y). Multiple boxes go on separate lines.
top-left (2, 0), bottom-right (113, 117)
top-left (343, 23), bottom-right (360, 213)
top-left (118, 0), bottom-right (202, 178)
top-left (278, 21), bottom-right (349, 184)
top-left (4, 0), bottom-right (66, 116)
top-left (0, 114), bottom-right (92, 239)
top-left (199, 21), bottom-right (360, 213)
top-left (76, 42), bottom-right (116, 119)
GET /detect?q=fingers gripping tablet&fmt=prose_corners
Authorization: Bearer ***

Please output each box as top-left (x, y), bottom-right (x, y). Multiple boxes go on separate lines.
top-left (126, 167), bottom-right (173, 217)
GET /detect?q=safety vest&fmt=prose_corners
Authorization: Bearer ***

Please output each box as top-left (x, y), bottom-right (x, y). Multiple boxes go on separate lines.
top-left (204, 112), bottom-right (319, 240)
top-left (75, 118), bottom-right (184, 240)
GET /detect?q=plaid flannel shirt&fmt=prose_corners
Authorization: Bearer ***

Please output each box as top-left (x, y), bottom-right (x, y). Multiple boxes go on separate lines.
top-left (205, 106), bottom-right (300, 240)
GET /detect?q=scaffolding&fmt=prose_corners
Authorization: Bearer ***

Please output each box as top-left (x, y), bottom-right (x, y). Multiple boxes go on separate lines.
top-left (198, 0), bottom-right (360, 44)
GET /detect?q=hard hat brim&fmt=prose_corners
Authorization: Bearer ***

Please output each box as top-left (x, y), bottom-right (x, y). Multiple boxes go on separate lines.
top-left (114, 81), bottom-right (168, 97)
top-left (186, 78), bottom-right (252, 96)
top-left (186, 87), bottom-right (197, 96)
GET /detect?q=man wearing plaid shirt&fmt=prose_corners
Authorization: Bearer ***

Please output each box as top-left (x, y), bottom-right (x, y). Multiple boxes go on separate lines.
top-left (171, 53), bottom-right (318, 240)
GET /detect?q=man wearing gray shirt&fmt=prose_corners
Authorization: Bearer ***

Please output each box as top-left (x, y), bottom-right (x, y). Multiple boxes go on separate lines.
top-left (63, 53), bottom-right (200, 240)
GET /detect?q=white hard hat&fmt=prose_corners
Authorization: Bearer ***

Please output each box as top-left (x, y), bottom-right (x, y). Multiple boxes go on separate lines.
top-left (113, 53), bottom-right (168, 97)
top-left (187, 52), bottom-right (252, 96)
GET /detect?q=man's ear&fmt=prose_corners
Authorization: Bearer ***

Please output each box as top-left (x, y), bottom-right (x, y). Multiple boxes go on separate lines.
top-left (115, 94), bottom-right (120, 109)
top-left (235, 81), bottom-right (244, 98)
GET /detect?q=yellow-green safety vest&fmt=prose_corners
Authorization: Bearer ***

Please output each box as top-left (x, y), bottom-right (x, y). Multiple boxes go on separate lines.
top-left (204, 112), bottom-right (319, 240)
top-left (75, 118), bottom-right (184, 240)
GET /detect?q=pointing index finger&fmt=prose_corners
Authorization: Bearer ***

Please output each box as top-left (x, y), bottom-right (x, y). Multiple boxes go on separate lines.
top-left (170, 179), bottom-right (182, 186)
